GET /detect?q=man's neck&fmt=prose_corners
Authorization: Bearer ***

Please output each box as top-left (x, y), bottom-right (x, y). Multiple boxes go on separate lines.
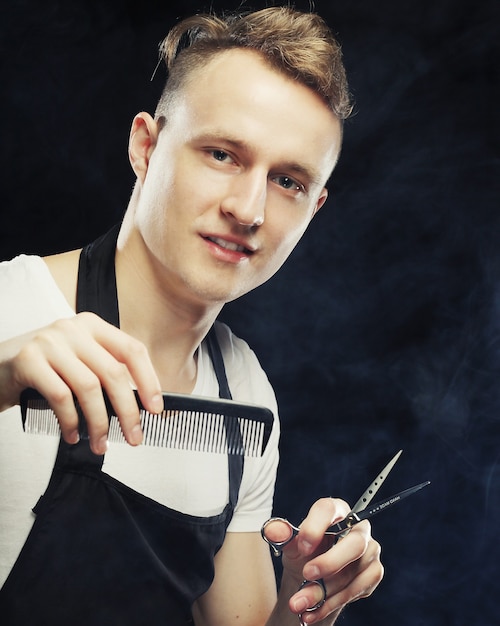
top-left (115, 218), bottom-right (223, 393)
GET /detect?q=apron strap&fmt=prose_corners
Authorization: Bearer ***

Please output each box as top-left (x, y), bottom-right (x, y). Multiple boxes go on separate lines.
top-left (76, 224), bottom-right (121, 325)
top-left (206, 329), bottom-right (244, 509)
top-left (53, 225), bottom-right (123, 472)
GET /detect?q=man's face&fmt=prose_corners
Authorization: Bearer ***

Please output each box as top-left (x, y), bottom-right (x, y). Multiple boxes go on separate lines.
top-left (132, 49), bottom-right (342, 307)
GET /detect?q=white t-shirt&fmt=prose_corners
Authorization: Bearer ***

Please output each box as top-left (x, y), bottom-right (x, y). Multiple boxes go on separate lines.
top-left (0, 254), bottom-right (280, 586)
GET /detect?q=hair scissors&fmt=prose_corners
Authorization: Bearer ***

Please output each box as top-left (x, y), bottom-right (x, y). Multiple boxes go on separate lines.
top-left (261, 450), bottom-right (430, 619)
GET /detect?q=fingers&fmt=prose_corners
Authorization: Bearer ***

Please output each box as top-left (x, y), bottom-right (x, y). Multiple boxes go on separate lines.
top-left (295, 560), bottom-right (383, 624)
top-left (282, 497), bottom-right (350, 563)
top-left (302, 517), bottom-right (371, 581)
top-left (290, 534), bottom-right (383, 623)
top-left (11, 312), bottom-right (162, 454)
top-left (281, 498), bottom-right (384, 623)
top-left (88, 314), bottom-right (163, 415)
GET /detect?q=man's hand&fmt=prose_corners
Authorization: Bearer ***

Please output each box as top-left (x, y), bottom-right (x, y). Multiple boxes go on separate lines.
top-left (0, 312), bottom-right (163, 454)
top-left (265, 497), bottom-right (383, 624)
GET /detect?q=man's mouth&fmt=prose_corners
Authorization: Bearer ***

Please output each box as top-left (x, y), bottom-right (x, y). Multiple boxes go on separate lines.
top-left (205, 236), bottom-right (253, 254)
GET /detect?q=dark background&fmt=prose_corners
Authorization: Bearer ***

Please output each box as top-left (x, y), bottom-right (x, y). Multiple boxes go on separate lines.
top-left (1, 0), bottom-right (499, 624)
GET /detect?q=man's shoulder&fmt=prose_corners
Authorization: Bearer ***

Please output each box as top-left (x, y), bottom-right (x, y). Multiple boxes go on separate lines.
top-left (213, 320), bottom-right (255, 363)
top-left (43, 248), bottom-right (81, 308)
top-left (213, 321), bottom-right (277, 412)
top-left (0, 254), bottom-right (51, 293)
top-left (0, 253), bottom-right (76, 340)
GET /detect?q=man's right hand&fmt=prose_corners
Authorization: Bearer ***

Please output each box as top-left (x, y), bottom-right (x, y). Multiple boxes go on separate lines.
top-left (0, 312), bottom-right (163, 454)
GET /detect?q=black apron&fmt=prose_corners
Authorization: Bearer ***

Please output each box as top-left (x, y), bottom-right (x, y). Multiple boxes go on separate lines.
top-left (0, 226), bottom-right (244, 625)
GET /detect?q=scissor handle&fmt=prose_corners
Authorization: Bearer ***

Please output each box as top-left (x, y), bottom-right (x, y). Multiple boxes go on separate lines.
top-left (261, 517), bottom-right (300, 557)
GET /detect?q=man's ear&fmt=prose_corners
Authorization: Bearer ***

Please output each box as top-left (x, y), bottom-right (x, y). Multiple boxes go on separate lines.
top-left (128, 112), bottom-right (159, 184)
top-left (312, 187), bottom-right (329, 217)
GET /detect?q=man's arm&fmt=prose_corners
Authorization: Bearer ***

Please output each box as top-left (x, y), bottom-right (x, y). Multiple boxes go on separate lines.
top-left (192, 532), bottom-right (278, 626)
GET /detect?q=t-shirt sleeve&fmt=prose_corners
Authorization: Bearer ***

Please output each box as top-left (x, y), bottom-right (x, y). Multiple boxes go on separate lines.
top-left (0, 255), bottom-right (74, 341)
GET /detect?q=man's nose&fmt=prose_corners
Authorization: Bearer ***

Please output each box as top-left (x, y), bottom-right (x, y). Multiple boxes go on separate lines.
top-left (220, 172), bottom-right (266, 227)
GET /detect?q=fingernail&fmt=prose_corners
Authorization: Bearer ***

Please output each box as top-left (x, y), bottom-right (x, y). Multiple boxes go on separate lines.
top-left (304, 565), bottom-right (321, 580)
top-left (95, 435), bottom-right (109, 455)
top-left (151, 394), bottom-right (163, 413)
top-left (67, 429), bottom-right (80, 445)
top-left (292, 597), bottom-right (309, 613)
top-left (300, 538), bottom-right (314, 555)
top-left (129, 424), bottom-right (143, 446)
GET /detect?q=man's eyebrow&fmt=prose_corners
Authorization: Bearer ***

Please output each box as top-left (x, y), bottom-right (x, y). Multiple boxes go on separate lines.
top-left (280, 162), bottom-right (324, 187)
top-left (194, 131), bottom-right (253, 155)
top-left (195, 131), bottom-right (324, 186)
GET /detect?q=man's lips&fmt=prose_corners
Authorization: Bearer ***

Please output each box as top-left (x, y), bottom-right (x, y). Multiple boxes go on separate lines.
top-left (203, 235), bottom-right (255, 255)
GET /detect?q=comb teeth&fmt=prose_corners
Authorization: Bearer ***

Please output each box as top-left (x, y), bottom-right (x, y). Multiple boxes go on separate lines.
top-left (20, 388), bottom-right (274, 458)
top-left (23, 399), bottom-right (62, 437)
top-left (106, 410), bottom-right (265, 456)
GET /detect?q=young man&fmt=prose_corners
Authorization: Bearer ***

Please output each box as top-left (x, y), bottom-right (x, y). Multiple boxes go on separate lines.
top-left (0, 7), bottom-right (383, 625)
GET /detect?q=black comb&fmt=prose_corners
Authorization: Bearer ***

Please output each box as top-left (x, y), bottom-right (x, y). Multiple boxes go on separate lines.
top-left (20, 388), bottom-right (274, 457)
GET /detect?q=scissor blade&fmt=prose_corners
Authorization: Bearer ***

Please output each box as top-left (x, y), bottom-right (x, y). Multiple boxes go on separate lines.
top-left (329, 481), bottom-right (431, 535)
top-left (358, 480), bottom-right (431, 521)
top-left (351, 450), bottom-right (403, 514)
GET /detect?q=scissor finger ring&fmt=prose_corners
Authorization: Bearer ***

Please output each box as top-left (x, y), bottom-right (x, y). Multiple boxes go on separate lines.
top-left (299, 578), bottom-right (327, 611)
top-left (298, 578), bottom-right (327, 625)
top-left (261, 517), bottom-right (300, 556)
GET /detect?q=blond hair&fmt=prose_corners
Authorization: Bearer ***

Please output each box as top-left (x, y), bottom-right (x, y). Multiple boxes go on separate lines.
top-left (154, 6), bottom-right (352, 121)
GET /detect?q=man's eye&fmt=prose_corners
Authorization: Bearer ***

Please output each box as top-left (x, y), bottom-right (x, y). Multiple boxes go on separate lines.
top-left (211, 150), bottom-right (231, 162)
top-left (274, 175), bottom-right (302, 192)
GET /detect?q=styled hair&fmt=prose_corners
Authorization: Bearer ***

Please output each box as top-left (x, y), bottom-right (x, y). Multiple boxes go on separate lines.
top-left (154, 6), bottom-right (352, 121)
